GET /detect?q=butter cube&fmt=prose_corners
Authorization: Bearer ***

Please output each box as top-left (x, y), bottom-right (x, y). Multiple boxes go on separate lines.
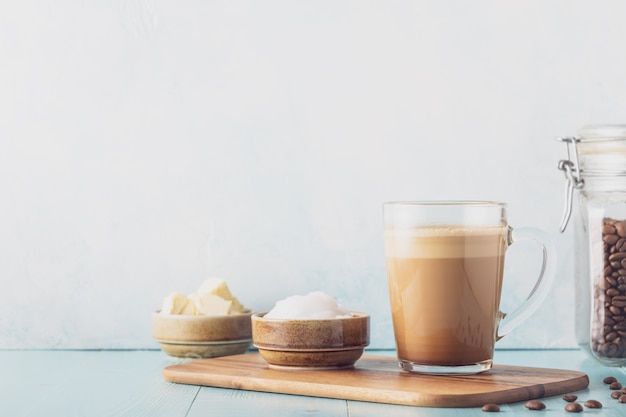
top-left (196, 278), bottom-right (245, 314)
top-left (190, 292), bottom-right (232, 316)
top-left (160, 278), bottom-right (246, 316)
top-left (160, 292), bottom-right (194, 315)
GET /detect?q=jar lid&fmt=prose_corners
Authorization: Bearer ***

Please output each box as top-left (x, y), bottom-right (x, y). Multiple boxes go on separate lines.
top-left (558, 125), bottom-right (626, 232)
top-left (575, 125), bottom-right (626, 169)
top-left (578, 124), bottom-right (626, 142)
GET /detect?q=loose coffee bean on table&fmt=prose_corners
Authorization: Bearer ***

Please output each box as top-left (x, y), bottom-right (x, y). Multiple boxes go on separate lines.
top-left (481, 404), bottom-right (500, 412)
top-left (584, 399), bottom-right (603, 408)
top-left (565, 403), bottom-right (583, 413)
top-left (612, 391), bottom-right (622, 399)
top-left (562, 395), bottom-right (577, 402)
top-left (619, 395), bottom-right (626, 403)
top-left (605, 376), bottom-right (618, 384)
top-left (595, 218), bottom-right (626, 359)
top-left (525, 400), bottom-right (546, 410)
top-left (610, 381), bottom-right (623, 390)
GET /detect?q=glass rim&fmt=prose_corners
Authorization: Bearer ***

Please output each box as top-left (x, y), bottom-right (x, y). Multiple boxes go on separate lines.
top-left (383, 200), bottom-right (507, 208)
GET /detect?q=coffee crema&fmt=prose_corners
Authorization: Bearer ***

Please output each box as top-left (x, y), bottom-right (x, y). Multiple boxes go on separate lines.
top-left (385, 225), bottom-right (508, 366)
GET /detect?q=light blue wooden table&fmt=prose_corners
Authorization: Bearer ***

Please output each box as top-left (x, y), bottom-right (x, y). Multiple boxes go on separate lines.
top-left (1, 349), bottom-right (624, 416)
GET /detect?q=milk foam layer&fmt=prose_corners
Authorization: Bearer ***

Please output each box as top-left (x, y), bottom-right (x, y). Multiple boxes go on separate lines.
top-left (384, 225), bottom-right (508, 259)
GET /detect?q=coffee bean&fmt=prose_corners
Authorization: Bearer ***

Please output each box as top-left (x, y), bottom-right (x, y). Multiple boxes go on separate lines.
top-left (608, 288), bottom-right (620, 297)
top-left (525, 400), bottom-right (546, 410)
top-left (595, 221), bottom-right (626, 359)
top-left (604, 376), bottom-right (618, 384)
top-left (604, 344), bottom-right (617, 356)
top-left (611, 381), bottom-right (623, 390)
top-left (583, 399), bottom-right (602, 408)
top-left (565, 403), bottom-right (583, 412)
top-left (562, 395), bottom-right (577, 402)
top-left (610, 252), bottom-right (626, 262)
top-left (481, 404), bottom-right (500, 412)
top-left (613, 296), bottom-right (626, 308)
top-left (612, 391), bottom-right (622, 399)
top-left (616, 221), bottom-right (626, 237)
top-left (619, 394), bottom-right (626, 403)
top-left (604, 224), bottom-right (617, 234)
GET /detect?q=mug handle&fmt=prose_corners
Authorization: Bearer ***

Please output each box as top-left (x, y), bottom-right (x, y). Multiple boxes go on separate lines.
top-left (496, 226), bottom-right (557, 340)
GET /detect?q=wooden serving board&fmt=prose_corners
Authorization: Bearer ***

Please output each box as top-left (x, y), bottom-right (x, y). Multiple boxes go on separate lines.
top-left (163, 353), bottom-right (589, 408)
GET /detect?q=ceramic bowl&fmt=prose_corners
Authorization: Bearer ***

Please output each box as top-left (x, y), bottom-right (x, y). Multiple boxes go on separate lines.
top-left (152, 310), bottom-right (253, 359)
top-left (251, 312), bottom-right (370, 369)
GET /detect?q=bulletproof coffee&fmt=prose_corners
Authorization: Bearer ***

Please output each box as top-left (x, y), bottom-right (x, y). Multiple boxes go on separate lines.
top-left (385, 226), bottom-right (507, 366)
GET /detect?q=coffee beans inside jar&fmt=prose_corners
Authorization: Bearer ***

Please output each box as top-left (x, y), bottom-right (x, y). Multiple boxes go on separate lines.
top-left (593, 218), bottom-right (626, 359)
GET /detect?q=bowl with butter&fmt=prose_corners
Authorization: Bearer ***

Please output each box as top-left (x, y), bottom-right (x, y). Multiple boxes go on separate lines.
top-left (252, 291), bottom-right (369, 369)
top-left (152, 278), bottom-right (253, 359)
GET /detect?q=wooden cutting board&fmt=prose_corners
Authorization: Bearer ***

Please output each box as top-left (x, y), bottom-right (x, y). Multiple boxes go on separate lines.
top-left (162, 353), bottom-right (589, 408)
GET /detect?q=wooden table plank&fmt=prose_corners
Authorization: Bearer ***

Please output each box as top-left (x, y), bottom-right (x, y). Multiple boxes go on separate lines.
top-left (0, 351), bottom-right (199, 417)
top-left (188, 386), bottom-right (349, 417)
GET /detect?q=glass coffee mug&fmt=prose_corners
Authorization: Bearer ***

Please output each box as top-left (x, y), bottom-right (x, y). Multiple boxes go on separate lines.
top-left (383, 201), bottom-right (556, 374)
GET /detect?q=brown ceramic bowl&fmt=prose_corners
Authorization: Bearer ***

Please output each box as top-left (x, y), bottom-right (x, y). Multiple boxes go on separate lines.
top-left (251, 312), bottom-right (370, 369)
top-left (152, 310), bottom-right (253, 359)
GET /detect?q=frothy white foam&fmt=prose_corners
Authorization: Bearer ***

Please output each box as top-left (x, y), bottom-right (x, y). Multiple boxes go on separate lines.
top-left (384, 225), bottom-right (508, 258)
top-left (264, 291), bottom-right (352, 319)
top-left (385, 225), bottom-right (507, 237)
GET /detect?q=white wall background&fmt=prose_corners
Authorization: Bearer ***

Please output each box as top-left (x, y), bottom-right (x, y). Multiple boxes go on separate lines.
top-left (1, 0), bottom-right (624, 350)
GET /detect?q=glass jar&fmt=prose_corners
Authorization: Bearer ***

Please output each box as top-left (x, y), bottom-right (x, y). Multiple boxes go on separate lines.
top-left (559, 125), bottom-right (626, 365)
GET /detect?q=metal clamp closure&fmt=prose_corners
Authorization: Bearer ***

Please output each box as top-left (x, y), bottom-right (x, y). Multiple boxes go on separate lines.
top-left (557, 137), bottom-right (585, 232)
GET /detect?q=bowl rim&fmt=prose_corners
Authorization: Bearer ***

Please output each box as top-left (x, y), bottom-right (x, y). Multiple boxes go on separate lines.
top-left (251, 311), bottom-right (369, 321)
top-left (156, 338), bottom-right (252, 346)
top-left (254, 344), bottom-right (367, 352)
top-left (153, 308), bottom-right (255, 319)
